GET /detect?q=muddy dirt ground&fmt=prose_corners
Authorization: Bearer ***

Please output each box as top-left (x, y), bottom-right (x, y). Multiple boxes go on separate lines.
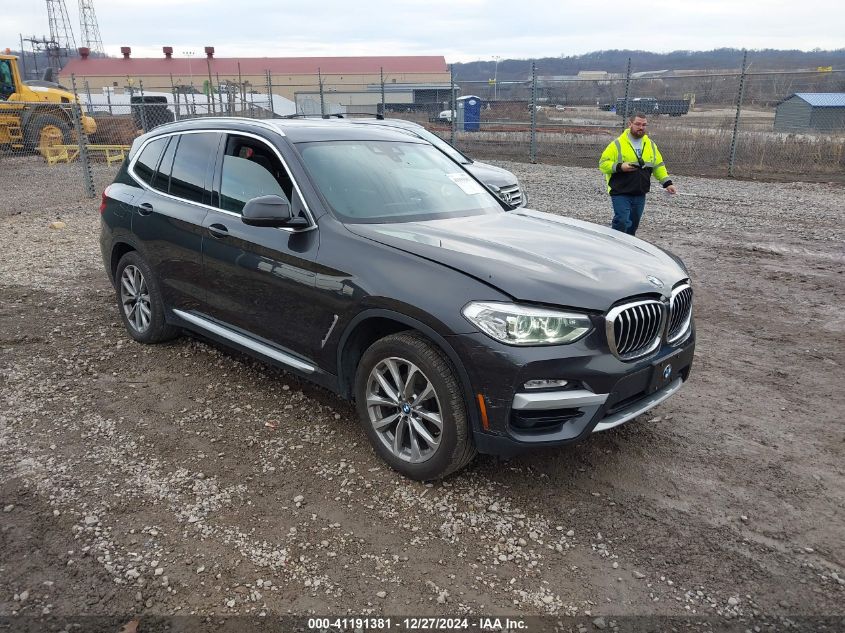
top-left (1, 156), bottom-right (843, 632)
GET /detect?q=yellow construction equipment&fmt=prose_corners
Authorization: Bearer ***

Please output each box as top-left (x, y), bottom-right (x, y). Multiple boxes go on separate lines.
top-left (0, 53), bottom-right (97, 158)
top-left (44, 143), bottom-right (129, 166)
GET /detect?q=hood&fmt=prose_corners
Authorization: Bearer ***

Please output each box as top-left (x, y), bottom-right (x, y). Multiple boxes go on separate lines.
top-left (465, 161), bottom-right (518, 188)
top-left (346, 209), bottom-right (687, 312)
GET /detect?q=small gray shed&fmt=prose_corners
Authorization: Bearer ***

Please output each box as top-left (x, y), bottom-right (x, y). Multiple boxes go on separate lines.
top-left (774, 93), bottom-right (845, 133)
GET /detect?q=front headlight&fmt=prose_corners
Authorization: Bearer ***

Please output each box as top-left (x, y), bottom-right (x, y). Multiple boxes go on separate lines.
top-left (462, 302), bottom-right (592, 346)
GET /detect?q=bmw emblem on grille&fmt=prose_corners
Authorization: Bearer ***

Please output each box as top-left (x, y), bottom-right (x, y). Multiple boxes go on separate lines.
top-left (663, 364), bottom-right (672, 380)
top-left (647, 275), bottom-right (664, 288)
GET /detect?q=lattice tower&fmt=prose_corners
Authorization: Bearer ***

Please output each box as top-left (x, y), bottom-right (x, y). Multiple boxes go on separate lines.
top-left (45, 0), bottom-right (78, 71)
top-left (78, 0), bottom-right (104, 54)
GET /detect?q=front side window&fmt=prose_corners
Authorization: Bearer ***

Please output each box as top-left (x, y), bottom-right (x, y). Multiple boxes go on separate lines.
top-left (133, 137), bottom-right (167, 185)
top-left (218, 136), bottom-right (292, 214)
top-left (298, 140), bottom-right (501, 223)
top-left (169, 132), bottom-right (219, 204)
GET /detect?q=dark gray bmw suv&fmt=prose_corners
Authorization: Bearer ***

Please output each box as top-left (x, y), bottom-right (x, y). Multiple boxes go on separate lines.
top-left (100, 117), bottom-right (694, 480)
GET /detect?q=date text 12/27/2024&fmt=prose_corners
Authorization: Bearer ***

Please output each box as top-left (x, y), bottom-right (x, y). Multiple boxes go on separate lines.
top-left (307, 617), bottom-right (527, 630)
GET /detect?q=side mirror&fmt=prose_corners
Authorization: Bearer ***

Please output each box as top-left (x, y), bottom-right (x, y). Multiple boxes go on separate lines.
top-left (242, 195), bottom-right (308, 228)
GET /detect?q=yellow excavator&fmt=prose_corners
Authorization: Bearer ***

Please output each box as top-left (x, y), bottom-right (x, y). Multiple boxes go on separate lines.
top-left (0, 53), bottom-right (96, 157)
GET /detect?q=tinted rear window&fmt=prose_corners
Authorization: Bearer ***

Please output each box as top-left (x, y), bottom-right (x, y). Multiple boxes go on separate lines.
top-left (133, 137), bottom-right (167, 185)
top-left (169, 133), bottom-right (219, 204)
top-left (151, 135), bottom-right (177, 193)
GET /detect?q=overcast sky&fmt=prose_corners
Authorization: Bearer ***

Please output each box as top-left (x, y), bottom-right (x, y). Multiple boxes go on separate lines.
top-left (4, 0), bottom-right (843, 63)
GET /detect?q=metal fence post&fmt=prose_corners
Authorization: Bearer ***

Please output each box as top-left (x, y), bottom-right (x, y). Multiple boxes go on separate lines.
top-left (171, 74), bottom-right (180, 120)
top-left (266, 70), bottom-right (275, 117)
top-left (206, 57), bottom-right (215, 114)
top-left (216, 73), bottom-right (221, 115)
top-left (138, 79), bottom-right (148, 132)
top-left (238, 62), bottom-right (244, 115)
top-left (622, 57), bottom-right (632, 123)
top-left (70, 74), bottom-right (96, 199)
top-left (84, 79), bottom-right (93, 114)
top-left (729, 49), bottom-right (749, 178)
top-left (449, 64), bottom-right (456, 145)
top-left (318, 68), bottom-right (326, 117)
top-left (380, 66), bottom-right (385, 117)
top-left (530, 62), bottom-right (537, 163)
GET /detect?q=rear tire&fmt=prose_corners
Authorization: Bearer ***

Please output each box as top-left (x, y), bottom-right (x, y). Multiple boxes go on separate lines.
top-left (114, 251), bottom-right (178, 344)
top-left (354, 332), bottom-right (476, 480)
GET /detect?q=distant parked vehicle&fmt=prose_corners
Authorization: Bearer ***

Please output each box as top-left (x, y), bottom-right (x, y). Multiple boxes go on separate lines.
top-left (614, 97), bottom-right (690, 117)
top-left (343, 117), bottom-right (528, 208)
top-left (429, 109), bottom-right (455, 124)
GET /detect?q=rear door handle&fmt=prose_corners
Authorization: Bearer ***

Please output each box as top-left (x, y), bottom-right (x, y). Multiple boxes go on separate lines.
top-left (207, 223), bottom-right (229, 238)
top-left (138, 202), bottom-right (154, 216)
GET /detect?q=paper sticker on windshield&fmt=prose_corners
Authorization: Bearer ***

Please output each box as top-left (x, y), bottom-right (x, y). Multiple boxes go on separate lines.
top-left (447, 173), bottom-right (486, 195)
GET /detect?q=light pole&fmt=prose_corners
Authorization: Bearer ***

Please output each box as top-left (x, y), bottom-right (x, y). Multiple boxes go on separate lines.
top-left (493, 55), bottom-right (500, 101)
top-left (182, 50), bottom-right (195, 86)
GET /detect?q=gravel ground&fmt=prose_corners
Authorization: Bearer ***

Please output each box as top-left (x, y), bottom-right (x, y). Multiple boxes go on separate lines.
top-left (1, 155), bottom-right (844, 632)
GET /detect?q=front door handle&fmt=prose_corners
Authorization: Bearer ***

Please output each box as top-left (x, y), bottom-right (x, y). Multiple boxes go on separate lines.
top-left (207, 223), bottom-right (229, 238)
top-left (138, 202), bottom-right (154, 216)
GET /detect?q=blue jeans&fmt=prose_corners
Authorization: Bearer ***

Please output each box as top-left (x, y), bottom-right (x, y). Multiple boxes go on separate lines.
top-left (610, 194), bottom-right (647, 236)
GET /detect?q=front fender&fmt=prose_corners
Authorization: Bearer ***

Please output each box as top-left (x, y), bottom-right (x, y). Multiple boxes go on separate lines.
top-left (335, 308), bottom-right (483, 435)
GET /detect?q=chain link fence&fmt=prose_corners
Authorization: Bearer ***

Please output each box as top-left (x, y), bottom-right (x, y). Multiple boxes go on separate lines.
top-left (2, 56), bottom-right (844, 198)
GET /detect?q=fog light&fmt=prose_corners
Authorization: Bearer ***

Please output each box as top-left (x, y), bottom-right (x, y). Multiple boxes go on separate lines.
top-left (523, 379), bottom-right (569, 390)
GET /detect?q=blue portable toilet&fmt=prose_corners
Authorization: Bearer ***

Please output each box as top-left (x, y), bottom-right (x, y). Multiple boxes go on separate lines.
top-left (457, 95), bottom-right (481, 131)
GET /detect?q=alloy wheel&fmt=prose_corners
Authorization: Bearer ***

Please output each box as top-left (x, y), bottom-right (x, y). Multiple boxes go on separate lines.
top-left (120, 264), bottom-right (152, 333)
top-left (365, 357), bottom-right (443, 463)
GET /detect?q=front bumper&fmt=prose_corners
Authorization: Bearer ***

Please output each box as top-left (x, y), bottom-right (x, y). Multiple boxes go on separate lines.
top-left (447, 325), bottom-right (695, 456)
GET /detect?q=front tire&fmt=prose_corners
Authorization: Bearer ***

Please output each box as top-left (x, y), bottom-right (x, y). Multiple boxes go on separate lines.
top-left (354, 332), bottom-right (476, 480)
top-left (114, 251), bottom-right (178, 344)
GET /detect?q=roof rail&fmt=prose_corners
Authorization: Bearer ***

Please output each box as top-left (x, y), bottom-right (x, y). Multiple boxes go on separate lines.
top-left (281, 112), bottom-right (385, 120)
top-left (175, 116), bottom-right (284, 134)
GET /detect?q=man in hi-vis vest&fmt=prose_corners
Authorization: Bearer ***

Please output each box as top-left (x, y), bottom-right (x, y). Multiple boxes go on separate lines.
top-left (599, 112), bottom-right (677, 236)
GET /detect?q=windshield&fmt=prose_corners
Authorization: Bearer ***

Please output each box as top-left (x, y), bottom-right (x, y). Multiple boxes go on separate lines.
top-left (297, 140), bottom-right (502, 224)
